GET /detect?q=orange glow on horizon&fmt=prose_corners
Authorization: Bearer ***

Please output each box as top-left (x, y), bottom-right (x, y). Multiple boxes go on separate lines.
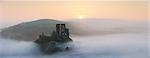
top-left (0, 1), bottom-right (148, 23)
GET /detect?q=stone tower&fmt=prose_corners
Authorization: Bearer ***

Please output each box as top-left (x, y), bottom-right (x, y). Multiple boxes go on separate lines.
top-left (56, 24), bottom-right (69, 37)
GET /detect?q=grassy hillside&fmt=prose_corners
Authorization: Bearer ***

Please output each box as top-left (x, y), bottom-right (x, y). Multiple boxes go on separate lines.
top-left (0, 19), bottom-right (65, 41)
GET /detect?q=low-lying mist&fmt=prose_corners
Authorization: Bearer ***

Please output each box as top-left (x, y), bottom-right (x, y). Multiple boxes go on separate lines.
top-left (0, 33), bottom-right (148, 58)
top-left (68, 19), bottom-right (148, 36)
top-left (0, 37), bottom-right (42, 57)
top-left (0, 19), bottom-right (148, 58)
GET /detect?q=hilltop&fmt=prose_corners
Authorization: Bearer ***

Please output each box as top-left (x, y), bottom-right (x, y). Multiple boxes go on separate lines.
top-left (0, 19), bottom-right (65, 41)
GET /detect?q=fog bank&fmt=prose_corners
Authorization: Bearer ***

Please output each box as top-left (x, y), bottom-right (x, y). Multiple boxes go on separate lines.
top-left (0, 19), bottom-right (148, 58)
top-left (0, 32), bottom-right (148, 58)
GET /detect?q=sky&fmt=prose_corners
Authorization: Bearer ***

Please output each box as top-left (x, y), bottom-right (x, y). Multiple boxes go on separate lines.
top-left (0, 0), bottom-right (148, 28)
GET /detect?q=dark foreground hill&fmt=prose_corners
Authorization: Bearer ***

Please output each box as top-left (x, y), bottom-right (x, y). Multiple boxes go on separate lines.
top-left (0, 19), bottom-right (65, 41)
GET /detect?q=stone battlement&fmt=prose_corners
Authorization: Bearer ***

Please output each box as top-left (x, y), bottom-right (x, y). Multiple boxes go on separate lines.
top-left (35, 24), bottom-right (72, 44)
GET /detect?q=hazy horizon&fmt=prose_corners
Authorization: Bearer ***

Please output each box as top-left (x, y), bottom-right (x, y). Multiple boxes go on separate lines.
top-left (0, 1), bottom-right (149, 57)
top-left (0, 18), bottom-right (148, 29)
top-left (0, 1), bottom-right (148, 29)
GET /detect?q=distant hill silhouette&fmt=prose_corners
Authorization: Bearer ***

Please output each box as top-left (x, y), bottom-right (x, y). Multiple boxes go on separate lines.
top-left (0, 19), bottom-right (65, 41)
top-left (0, 18), bottom-right (147, 41)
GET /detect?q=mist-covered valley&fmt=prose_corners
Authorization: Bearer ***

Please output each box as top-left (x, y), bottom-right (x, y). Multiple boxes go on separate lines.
top-left (0, 19), bottom-right (148, 58)
top-left (0, 33), bottom-right (148, 58)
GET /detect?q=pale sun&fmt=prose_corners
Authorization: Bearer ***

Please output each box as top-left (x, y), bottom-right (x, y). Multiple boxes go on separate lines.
top-left (79, 15), bottom-right (84, 19)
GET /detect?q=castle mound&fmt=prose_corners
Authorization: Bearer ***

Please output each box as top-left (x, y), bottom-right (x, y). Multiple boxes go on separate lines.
top-left (34, 24), bottom-right (73, 53)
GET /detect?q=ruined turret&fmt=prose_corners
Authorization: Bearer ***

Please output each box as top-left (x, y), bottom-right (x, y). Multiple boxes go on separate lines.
top-left (34, 24), bottom-right (73, 53)
top-left (56, 24), bottom-right (70, 38)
